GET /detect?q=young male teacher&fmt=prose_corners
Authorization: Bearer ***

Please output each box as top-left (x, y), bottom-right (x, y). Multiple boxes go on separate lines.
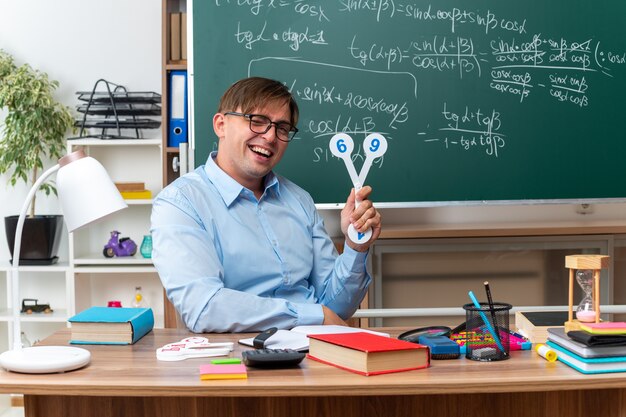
top-left (151, 77), bottom-right (381, 332)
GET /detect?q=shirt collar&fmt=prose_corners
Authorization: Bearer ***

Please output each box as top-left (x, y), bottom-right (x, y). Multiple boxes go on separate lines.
top-left (204, 152), bottom-right (281, 206)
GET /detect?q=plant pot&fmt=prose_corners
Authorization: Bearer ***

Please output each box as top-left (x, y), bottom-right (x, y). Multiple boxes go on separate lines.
top-left (4, 215), bottom-right (64, 265)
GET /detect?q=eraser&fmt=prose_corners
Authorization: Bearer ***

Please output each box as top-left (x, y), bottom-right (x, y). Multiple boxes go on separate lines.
top-left (472, 347), bottom-right (496, 358)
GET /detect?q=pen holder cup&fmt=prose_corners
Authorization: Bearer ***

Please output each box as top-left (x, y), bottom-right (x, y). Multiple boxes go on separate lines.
top-left (462, 302), bottom-right (512, 361)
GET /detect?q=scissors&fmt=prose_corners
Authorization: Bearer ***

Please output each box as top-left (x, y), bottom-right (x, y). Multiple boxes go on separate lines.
top-left (156, 336), bottom-right (234, 361)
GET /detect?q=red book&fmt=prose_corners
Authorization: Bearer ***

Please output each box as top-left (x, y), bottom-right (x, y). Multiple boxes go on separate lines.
top-left (307, 332), bottom-right (429, 376)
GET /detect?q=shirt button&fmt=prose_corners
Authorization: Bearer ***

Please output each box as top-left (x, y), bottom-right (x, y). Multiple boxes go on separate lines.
top-left (272, 240), bottom-right (277, 246)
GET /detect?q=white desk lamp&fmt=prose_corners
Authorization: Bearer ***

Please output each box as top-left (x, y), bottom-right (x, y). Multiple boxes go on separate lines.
top-left (0, 149), bottom-right (127, 373)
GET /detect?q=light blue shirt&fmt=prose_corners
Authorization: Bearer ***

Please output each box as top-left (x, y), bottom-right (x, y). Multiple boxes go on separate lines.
top-left (150, 152), bottom-right (371, 333)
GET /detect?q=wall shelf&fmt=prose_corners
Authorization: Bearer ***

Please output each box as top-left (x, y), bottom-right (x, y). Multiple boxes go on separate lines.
top-left (74, 266), bottom-right (156, 274)
top-left (0, 262), bottom-right (70, 273)
top-left (380, 222), bottom-right (626, 239)
top-left (72, 255), bottom-right (153, 266)
top-left (17, 310), bottom-right (69, 323)
top-left (165, 62), bottom-right (187, 70)
top-left (67, 138), bottom-right (162, 147)
top-left (125, 199), bottom-right (154, 205)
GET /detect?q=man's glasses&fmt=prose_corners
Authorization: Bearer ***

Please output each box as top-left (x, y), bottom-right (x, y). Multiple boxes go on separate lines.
top-left (224, 112), bottom-right (298, 142)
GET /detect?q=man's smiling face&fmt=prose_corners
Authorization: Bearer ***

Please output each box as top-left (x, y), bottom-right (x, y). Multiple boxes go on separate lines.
top-left (213, 100), bottom-right (291, 194)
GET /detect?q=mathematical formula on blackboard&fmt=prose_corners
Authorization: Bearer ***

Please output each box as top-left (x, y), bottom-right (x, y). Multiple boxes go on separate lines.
top-left (195, 2), bottom-right (626, 203)
top-left (215, 1), bottom-right (625, 166)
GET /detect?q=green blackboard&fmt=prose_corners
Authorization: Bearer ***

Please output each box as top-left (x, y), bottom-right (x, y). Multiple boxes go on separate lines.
top-left (191, 1), bottom-right (626, 206)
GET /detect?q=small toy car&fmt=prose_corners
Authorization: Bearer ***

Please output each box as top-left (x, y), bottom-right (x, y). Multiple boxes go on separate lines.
top-left (103, 230), bottom-right (137, 258)
top-left (21, 298), bottom-right (53, 314)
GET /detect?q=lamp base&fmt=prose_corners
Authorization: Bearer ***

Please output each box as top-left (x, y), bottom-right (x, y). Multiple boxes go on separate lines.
top-left (0, 346), bottom-right (91, 373)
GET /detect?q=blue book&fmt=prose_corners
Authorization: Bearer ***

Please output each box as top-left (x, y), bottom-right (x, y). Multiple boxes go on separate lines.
top-left (68, 307), bottom-right (154, 345)
top-left (546, 341), bottom-right (626, 374)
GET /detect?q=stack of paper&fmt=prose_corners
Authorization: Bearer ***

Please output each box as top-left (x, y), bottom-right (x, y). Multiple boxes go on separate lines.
top-left (115, 182), bottom-right (152, 200)
top-left (238, 325), bottom-right (390, 352)
top-left (199, 364), bottom-right (247, 380)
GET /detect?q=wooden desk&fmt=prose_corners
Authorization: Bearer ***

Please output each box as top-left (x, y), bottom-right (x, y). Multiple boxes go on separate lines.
top-left (1, 329), bottom-right (626, 417)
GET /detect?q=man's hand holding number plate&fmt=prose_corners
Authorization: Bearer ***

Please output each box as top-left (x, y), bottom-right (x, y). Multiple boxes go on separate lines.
top-left (329, 133), bottom-right (387, 245)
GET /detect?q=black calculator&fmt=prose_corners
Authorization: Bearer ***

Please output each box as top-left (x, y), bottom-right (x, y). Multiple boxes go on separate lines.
top-left (242, 348), bottom-right (306, 368)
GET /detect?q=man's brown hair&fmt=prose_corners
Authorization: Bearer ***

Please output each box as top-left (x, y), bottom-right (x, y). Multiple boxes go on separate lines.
top-left (217, 77), bottom-right (299, 126)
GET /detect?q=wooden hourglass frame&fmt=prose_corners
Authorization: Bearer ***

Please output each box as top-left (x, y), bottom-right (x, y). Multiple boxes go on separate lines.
top-left (565, 254), bottom-right (610, 332)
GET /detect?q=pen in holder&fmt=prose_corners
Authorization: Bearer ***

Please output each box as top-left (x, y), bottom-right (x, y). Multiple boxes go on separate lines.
top-left (462, 299), bottom-right (512, 361)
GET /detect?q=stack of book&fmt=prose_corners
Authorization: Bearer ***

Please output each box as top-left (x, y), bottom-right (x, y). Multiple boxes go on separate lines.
top-left (115, 182), bottom-right (152, 200)
top-left (546, 324), bottom-right (626, 374)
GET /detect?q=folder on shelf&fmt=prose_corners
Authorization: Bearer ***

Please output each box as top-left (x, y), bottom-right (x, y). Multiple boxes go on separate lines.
top-left (170, 12), bottom-right (181, 61)
top-left (168, 70), bottom-right (188, 147)
top-left (181, 12), bottom-right (187, 60)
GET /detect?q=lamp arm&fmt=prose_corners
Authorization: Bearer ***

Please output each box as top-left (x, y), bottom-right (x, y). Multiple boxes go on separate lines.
top-left (11, 164), bottom-right (60, 351)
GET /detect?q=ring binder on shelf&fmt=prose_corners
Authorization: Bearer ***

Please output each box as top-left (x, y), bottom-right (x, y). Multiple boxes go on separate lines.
top-left (168, 70), bottom-right (188, 147)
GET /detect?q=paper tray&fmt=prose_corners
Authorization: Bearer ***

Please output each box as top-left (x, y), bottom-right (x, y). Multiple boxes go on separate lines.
top-left (76, 91), bottom-right (161, 104)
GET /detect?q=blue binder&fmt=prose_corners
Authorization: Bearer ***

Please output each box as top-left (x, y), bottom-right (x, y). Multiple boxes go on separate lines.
top-left (168, 70), bottom-right (188, 147)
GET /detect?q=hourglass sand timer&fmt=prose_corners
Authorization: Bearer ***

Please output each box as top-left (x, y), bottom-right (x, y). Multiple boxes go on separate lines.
top-left (565, 254), bottom-right (610, 332)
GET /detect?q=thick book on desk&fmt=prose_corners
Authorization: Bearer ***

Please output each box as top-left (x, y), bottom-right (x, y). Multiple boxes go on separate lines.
top-left (546, 341), bottom-right (626, 374)
top-left (548, 328), bottom-right (626, 358)
top-left (307, 332), bottom-right (429, 376)
top-left (68, 307), bottom-right (154, 345)
top-left (515, 311), bottom-right (568, 343)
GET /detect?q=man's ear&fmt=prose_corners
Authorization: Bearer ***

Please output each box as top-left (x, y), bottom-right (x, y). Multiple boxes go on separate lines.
top-left (213, 113), bottom-right (225, 139)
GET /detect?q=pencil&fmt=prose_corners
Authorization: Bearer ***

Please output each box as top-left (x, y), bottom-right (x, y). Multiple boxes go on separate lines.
top-left (484, 282), bottom-right (506, 355)
top-left (468, 290), bottom-right (505, 354)
top-left (484, 282), bottom-right (498, 328)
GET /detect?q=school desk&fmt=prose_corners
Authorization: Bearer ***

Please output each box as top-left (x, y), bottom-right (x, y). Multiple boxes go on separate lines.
top-left (0, 328), bottom-right (626, 417)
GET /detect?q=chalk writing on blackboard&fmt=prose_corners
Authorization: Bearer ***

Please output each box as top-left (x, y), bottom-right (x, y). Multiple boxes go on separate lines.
top-left (195, 1), bottom-right (626, 204)
top-left (422, 103), bottom-right (505, 158)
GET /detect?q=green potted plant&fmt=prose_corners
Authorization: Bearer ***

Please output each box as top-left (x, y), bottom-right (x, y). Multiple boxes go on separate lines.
top-left (0, 49), bottom-right (74, 264)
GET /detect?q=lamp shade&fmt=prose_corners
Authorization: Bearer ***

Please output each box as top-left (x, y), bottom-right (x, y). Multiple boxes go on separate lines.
top-left (56, 150), bottom-right (127, 231)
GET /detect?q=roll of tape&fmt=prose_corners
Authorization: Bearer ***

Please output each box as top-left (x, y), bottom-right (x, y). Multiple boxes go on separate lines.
top-left (535, 344), bottom-right (557, 362)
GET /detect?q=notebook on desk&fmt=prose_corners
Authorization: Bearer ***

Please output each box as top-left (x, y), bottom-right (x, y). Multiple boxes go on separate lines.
top-left (238, 325), bottom-right (390, 352)
top-left (548, 328), bottom-right (626, 358)
top-left (547, 341), bottom-right (626, 374)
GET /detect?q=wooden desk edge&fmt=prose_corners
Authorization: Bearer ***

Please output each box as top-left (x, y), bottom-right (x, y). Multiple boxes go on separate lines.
top-left (2, 377), bottom-right (626, 398)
